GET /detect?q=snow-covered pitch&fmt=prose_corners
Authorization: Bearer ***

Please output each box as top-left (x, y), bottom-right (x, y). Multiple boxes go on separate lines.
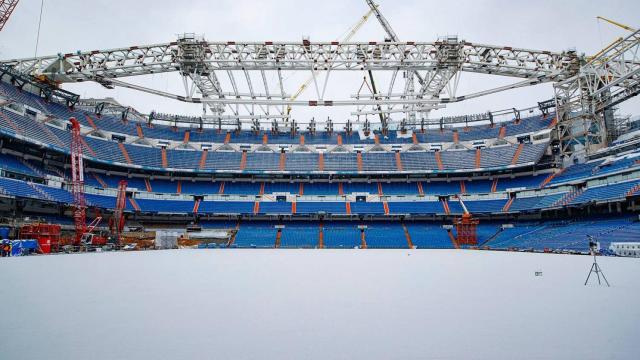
top-left (1, 249), bottom-right (639, 359)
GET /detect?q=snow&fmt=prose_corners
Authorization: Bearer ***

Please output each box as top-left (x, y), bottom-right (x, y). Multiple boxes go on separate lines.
top-left (1, 249), bottom-right (640, 360)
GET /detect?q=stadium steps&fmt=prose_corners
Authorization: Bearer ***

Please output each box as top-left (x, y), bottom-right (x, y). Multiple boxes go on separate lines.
top-left (33, 97), bottom-right (52, 115)
top-left (136, 123), bottom-right (144, 138)
top-left (275, 229), bottom-right (282, 248)
top-left (435, 151), bottom-right (444, 170)
top-left (298, 183), bottom-right (304, 195)
top-left (49, 167), bottom-right (66, 179)
top-left (85, 115), bottom-right (98, 130)
top-left (374, 134), bottom-right (380, 145)
top-left (478, 227), bottom-right (504, 247)
top-left (176, 180), bottom-right (182, 194)
top-left (357, 153), bottom-right (363, 172)
top-left (383, 201), bottom-right (390, 215)
top-left (511, 143), bottom-right (524, 165)
top-left (291, 201), bottom-right (297, 214)
top-left (502, 197), bottom-right (514, 212)
top-left (0, 110), bottom-right (23, 134)
top-left (299, 135), bottom-right (305, 145)
top-left (412, 133), bottom-right (418, 144)
top-left (253, 201), bottom-right (260, 214)
top-left (318, 153), bottom-right (324, 171)
top-left (193, 199), bottom-right (201, 214)
top-left (279, 152), bottom-right (286, 171)
top-left (360, 228), bottom-right (367, 249)
top-left (345, 202), bottom-right (351, 215)
top-left (240, 152), bottom-right (247, 170)
top-left (553, 188), bottom-right (583, 206)
top-left (395, 152), bottom-right (403, 171)
top-left (540, 169), bottom-right (564, 188)
top-left (377, 182), bottom-right (383, 196)
top-left (259, 182), bottom-right (265, 195)
top-left (117, 143), bottom-right (132, 164)
top-left (498, 126), bottom-right (506, 139)
top-left (626, 184), bottom-right (640, 196)
top-left (491, 178), bottom-right (498, 192)
top-left (453, 131), bottom-right (459, 143)
top-left (417, 182), bottom-right (425, 196)
top-left (226, 221), bottom-right (241, 247)
top-left (144, 178), bottom-right (152, 192)
top-left (128, 198), bottom-right (141, 212)
top-left (440, 199), bottom-right (450, 215)
top-left (317, 222), bottom-right (325, 248)
top-left (218, 181), bottom-right (225, 194)
top-left (547, 117), bottom-right (558, 128)
top-left (37, 121), bottom-right (65, 147)
top-left (161, 148), bottom-right (168, 168)
top-left (199, 149), bottom-right (208, 169)
top-left (475, 149), bottom-right (481, 168)
top-left (80, 137), bottom-right (97, 157)
top-left (448, 229), bottom-right (459, 249)
top-left (337, 134), bottom-right (343, 145)
top-left (401, 223), bottom-right (414, 248)
top-left (183, 130), bottom-right (190, 144)
top-left (224, 132), bottom-right (231, 144)
top-left (262, 133), bottom-right (268, 145)
top-left (460, 181), bottom-right (466, 194)
top-left (338, 183), bottom-right (344, 195)
top-left (27, 183), bottom-right (54, 202)
top-left (20, 159), bottom-right (43, 176)
top-left (92, 173), bottom-right (109, 188)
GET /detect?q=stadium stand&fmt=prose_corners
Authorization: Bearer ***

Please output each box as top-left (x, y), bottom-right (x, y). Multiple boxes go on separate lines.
top-left (1, 80), bottom-right (639, 252)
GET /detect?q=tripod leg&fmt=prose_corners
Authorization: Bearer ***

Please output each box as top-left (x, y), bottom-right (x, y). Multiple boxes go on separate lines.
top-left (598, 264), bottom-right (611, 287)
top-left (585, 263), bottom-right (595, 285)
top-left (596, 265), bottom-right (602, 285)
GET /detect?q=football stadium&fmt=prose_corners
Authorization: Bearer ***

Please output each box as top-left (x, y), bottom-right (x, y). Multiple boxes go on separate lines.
top-left (1, 0), bottom-right (639, 359)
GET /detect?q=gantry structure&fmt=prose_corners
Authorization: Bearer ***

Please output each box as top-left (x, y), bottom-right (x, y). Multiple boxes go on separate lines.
top-left (0, 1), bottom-right (638, 161)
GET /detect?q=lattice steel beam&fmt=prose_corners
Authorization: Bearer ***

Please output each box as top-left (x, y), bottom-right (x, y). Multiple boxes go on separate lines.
top-left (0, 40), bottom-right (579, 82)
top-left (553, 28), bottom-right (640, 159)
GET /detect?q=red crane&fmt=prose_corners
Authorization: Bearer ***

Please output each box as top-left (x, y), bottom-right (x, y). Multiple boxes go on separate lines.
top-left (69, 117), bottom-right (87, 245)
top-left (454, 195), bottom-right (479, 246)
top-left (0, 0), bottom-right (20, 31)
top-left (111, 179), bottom-right (128, 244)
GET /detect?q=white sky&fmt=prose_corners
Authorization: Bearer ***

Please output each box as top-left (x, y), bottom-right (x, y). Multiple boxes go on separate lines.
top-left (1, 0), bottom-right (639, 125)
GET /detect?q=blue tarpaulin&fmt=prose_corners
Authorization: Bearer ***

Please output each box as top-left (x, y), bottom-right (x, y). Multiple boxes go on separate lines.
top-left (10, 239), bottom-right (39, 256)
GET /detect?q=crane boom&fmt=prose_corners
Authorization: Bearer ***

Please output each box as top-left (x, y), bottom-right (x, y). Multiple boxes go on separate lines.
top-left (0, 0), bottom-right (20, 32)
top-left (365, 0), bottom-right (399, 41)
top-left (597, 16), bottom-right (637, 32)
top-left (286, 7), bottom-right (375, 117)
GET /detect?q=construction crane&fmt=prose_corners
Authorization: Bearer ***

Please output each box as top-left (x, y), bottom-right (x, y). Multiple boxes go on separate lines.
top-left (364, 0), bottom-right (428, 129)
top-left (285, 7), bottom-right (376, 118)
top-left (69, 117), bottom-right (88, 245)
top-left (70, 117), bottom-right (107, 247)
top-left (453, 195), bottom-right (479, 246)
top-left (589, 16), bottom-right (638, 62)
top-left (0, 0), bottom-right (20, 31)
top-left (111, 180), bottom-right (128, 245)
top-left (597, 16), bottom-right (637, 33)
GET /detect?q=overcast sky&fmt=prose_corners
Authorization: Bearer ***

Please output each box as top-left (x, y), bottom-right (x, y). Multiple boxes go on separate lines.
top-left (1, 0), bottom-right (639, 125)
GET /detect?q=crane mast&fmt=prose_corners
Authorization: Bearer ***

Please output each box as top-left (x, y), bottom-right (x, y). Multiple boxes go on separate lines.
top-left (69, 118), bottom-right (87, 245)
top-left (112, 180), bottom-right (128, 244)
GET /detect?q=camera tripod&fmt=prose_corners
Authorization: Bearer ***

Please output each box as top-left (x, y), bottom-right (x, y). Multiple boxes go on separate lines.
top-left (585, 252), bottom-right (610, 287)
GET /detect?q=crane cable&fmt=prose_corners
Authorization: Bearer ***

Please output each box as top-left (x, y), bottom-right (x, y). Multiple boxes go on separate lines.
top-left (34, 0), bottom-right (44, 58)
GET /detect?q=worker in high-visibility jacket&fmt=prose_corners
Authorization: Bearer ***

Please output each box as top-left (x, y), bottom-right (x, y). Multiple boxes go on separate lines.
top-left (1, 240), bottom-right (10, 257)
